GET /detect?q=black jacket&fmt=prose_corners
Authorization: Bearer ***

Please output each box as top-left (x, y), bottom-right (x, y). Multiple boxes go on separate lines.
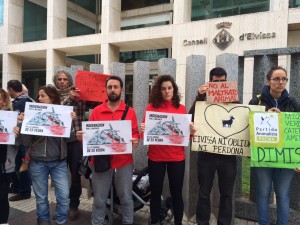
top-left (249, 93), bottom-right (300, 112)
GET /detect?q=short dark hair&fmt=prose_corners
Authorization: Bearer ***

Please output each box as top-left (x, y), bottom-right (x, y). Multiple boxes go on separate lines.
top-left (266, 66), bottom-right (287, 80)
top-left (7, 80), bottom-right (23, 92)
top-left (209, 67), bottom-right (227, 81)
top-left (150, 75), bottom-right (181, 108)
top-left (105, 76), bottom-right (123, 89)
top-left (37, 84), bottom-right (61, 105)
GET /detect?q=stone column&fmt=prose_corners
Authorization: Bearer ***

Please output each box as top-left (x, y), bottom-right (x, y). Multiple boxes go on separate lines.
top-left (71, 65), bottom-right (84, 81)
top-left (6, 0), bottom-right (24, 44)
top-left (47, 49), bottom-right (66, 84)
top-left (132, 61), bottom-right (150, 170)
top-left (2, 54), bottom-right (22, 88)
top-left (184, 55), bottom-right (206, 218)
top-left (101, 44), bottom-right (120, 74)
top-left (47, 0), bottom-right (67, 39)
top-left (242, 57), bottom-right (254, 104)
top-left (90, 64), bottom-right (104, 74)
top-left (111, 62), bottom-right (126, 101)
top-left (158, 58), bottom-right (176, 78)
top-left (289, 53), bottom-right (300, 216)
top-left (173, 0), bottom-right (191, 24)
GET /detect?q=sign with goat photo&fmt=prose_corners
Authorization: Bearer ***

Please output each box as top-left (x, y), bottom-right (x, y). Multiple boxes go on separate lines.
top-left (144, 111), bottom-right (192, 146)
top-left (0, 111), bottom-right (18, 145)
top-left (191, 102), bottom-right (265, 156)
top-left (249, 112), bottom-right (300, 169)
top-left (21, 102), bottom-right (73, 137)
top-left (82, 120), bottom-right (132, 156)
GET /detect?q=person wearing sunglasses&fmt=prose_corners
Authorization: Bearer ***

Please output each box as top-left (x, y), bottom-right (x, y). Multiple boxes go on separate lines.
top-left (249, 66), bottom-right (300, 225)
top-left (189, 67), bottom-right (237, 225)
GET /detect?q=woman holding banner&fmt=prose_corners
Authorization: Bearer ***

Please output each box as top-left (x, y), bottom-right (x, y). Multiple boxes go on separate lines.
top-left (0, 88), bottom-right (14, 224)
top-left (140, 75), bottom-right (197, 225)
top-left (15, 85), bottom-right (76, 225)
top-left (249, 66), bottom-right (300, 225)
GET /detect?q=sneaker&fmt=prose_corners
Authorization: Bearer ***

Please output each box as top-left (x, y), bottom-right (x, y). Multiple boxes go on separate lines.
top-left (9, 194), bottom-right (31, 201)
top-left (68, 208), bottom-right (79, 220)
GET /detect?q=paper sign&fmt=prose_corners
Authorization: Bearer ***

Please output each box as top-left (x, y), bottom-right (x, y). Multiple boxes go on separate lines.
top-left (144, 111), bottom-right (192, 146)
top-left (82, 120), bottom-right (132, 156)
top-left (75, 70), bottom-right (110, 102)
top-left (191, 102), bottom-right (265, 156)
top-left (21, 102), bottom-right (73, 138)
top-left (206, 81), bottom-right (239, 103)
top-left (250, 112), bottom-right (300, 169)
top-left (0, 111), bottom-right (18, 145)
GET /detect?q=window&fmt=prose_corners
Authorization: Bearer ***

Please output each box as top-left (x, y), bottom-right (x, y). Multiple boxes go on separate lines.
top-left (121, 0), bottom-right (170, 11)
top-left (192, 0), bottom-right (270, 21)
top-left (67, 18), bottom-right (95, 37)
top-left (120, 49), bottom-right (168, 63)
top-left (23, 0), bottom-right (47, 42)
top-left (0, 0), bottom-right (3, 26)
top-left (289, 0), bottom-right (300, 8)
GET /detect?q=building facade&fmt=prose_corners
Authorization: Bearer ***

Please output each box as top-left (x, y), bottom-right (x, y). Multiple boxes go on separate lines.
top-left (1, 0), bottom-right (300, 103)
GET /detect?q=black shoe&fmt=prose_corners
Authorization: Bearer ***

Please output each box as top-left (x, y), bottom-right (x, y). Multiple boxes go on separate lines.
top-left (9, 194), bottom-right (31, 201)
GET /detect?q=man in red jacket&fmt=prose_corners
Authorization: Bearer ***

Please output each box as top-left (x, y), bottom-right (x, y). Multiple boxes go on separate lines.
top-left (77, 76), bottom-right (139, 225)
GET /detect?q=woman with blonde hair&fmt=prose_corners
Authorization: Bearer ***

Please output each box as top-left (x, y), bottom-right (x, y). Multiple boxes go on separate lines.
top-left (0, 88), bottom-right (14, 224)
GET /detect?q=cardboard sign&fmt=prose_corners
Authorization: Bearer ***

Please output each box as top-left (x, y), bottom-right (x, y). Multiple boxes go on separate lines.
top-left (82, 120), bottom-right (132, 156)
top-left (144, 111), bottom-right (192, 146)
top-left (0, 111), bottom-right (18, 145)
top-left (21, 102), bottom-right (73, 138)
top-left (191, 102), bottom-right (265, 156)
top-left (250, 112), bottom-right (300, 169)
top-left (206, 81), bottom-right (239, 103)
top-left (75, 70), bottom-right (110, 102)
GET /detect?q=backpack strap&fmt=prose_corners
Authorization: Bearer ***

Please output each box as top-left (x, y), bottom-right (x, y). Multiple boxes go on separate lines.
top-left (121, 105), bottom-right (129, 120)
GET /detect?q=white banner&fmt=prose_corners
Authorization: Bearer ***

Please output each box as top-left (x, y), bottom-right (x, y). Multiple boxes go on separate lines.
top-left (0, 111), bottom-right (18, 145)
top-left (144, 111), bottom-right (191, 146)
top-left (82, 120), bottom-right (132, 156)
top-left (21, 102), bottom-right (73, 138)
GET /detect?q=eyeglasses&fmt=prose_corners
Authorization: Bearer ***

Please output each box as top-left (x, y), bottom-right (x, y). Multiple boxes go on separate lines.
top-left (212, 79), bottom-right (226, 82)
top-left (270, 77), bottom-right (288, 83)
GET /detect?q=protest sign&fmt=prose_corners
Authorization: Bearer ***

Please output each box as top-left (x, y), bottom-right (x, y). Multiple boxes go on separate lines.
top-left (144, 111), bottom-right (191, 146)
top-left (0, 111), bottom-right (18, 145)
top-left (206, 81), bottom-right (239, 103)
top-left (21, 102), bottom-right (73, 138)
top-left (250, 112), bottom-right (300, 168)
top-left (191, 102), bottom-right (265, 156)
top-left (82, 120), bottom-right (132, 156)
top-left (75, 70), bottom-right (110, 102)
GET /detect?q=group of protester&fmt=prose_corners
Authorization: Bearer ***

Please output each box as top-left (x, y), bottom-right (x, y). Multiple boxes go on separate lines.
top-left (0, 65), bottom-right (299, 225)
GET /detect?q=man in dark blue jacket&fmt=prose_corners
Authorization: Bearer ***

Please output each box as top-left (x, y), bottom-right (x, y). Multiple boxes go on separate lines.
top-left (7, 80), bottom-right (33, 201)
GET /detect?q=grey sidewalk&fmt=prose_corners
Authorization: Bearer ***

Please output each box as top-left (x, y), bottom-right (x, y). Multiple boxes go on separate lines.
top-left (8, 183), bottom-right (258, 225)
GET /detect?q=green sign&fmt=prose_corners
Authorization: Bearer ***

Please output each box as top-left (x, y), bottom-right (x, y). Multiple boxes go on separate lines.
top-left (249, 112), bottom-right (300, 168)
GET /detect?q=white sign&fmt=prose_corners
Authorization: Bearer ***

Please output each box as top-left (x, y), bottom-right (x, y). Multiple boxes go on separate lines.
top-left (191, 102), bottom-right (265, 156)
top-left (0, 111), bottom-right (18, 145)
top-left (144, 111), bottom-right (192, 146)
top-left (82, 120), bottom-right (132, 156)
top-left (21, 102), bottom-right (73, 138)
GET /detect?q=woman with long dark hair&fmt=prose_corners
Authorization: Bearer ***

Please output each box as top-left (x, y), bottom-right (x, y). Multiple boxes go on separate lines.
top-left (16, 84), bottom-right (76, 225)
top-left (141, 75), bottom-right (196, 225)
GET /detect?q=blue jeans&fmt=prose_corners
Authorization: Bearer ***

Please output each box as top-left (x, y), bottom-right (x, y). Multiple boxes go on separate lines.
top-left (30, 161), bottom-right (69, 225)
top-left (254, 167), bottom-right (294, 225)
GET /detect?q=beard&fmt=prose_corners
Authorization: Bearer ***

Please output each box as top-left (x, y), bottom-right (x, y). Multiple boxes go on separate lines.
top-left (108, 93), bottom-right (121, 102)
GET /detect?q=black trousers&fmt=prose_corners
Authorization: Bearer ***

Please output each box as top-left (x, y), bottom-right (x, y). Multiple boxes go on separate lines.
top-left (0, 172), bottom-right (13, 223)
top-left (67, 140), bottom-right (83, 209)
top-left (196, 152), bottom-right (236, 225)
top-left (148, 159), bottom-right (185, 225)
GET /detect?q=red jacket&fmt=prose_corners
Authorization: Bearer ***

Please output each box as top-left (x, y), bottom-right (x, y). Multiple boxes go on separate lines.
top-left (143, 101), bottom-right (187, 162)
top-left (89, 101), bottom-right (139, 169)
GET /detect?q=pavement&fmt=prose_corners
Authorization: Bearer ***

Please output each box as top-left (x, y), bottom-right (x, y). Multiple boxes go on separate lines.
top-left (7, 178), bottom-right (258, 225)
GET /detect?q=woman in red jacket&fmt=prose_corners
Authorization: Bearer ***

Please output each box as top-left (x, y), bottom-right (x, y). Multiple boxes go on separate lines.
top-left (141, 75), bottom-right (196, 225)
